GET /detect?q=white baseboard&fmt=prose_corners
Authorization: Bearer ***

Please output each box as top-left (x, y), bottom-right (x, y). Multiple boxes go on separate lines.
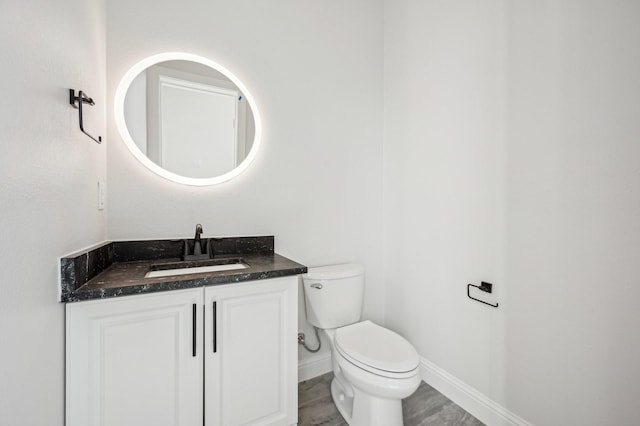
top-left (420, 357), bottom-right (531, 426)
top-left (298, 352), bottom-right (332, 383)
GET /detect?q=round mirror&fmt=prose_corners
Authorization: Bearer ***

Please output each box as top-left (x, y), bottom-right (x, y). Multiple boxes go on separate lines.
top-left (114, 53), bottom-right (262, 186)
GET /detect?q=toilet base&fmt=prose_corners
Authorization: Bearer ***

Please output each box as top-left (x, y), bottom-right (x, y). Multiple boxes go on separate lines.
top-left (331, 377), bottom-right (354, 422)
top-left (330, 376), bottom-right (404, 426)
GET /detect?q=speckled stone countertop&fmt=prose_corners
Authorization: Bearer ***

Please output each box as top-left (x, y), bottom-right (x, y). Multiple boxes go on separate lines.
top-left (60, 236), bottom-right (307, 303)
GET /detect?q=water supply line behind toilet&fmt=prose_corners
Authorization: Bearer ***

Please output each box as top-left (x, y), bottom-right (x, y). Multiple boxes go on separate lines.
top-left (298, 327), bottom-right (321, 353)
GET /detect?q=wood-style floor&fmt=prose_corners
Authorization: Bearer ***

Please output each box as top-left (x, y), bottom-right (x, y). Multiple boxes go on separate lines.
top-left (298, 373), bottom-right (484, 426)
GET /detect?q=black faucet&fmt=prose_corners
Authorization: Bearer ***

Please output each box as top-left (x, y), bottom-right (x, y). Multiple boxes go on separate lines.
top-left (193, 224), bottom-right (204, 255)
top-left (182, 224), bottom-right (211, 260)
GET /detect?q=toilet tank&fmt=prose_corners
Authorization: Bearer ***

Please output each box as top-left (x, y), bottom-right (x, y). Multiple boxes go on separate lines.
top-left (302, 263), bottom-right (365, 329)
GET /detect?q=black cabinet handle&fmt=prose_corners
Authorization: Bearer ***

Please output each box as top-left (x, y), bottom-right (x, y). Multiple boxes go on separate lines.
top-left (212, 301), bottom-right (217, 353)
top-left (192, 303), bottom-right (197, 357)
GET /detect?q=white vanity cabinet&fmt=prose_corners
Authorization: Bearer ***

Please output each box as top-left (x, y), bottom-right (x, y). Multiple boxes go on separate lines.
top-left (65, 288), bottom-right (204, 426)
top-left (204, 276), bottom-right (298, 426)
top-left (65, 276), bottom-right (298, 426)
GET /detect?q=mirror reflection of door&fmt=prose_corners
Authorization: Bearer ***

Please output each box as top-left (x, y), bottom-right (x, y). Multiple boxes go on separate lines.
top-left (156, 76), bottom-right (238, 178)
top-left (122, 60), bottom-right (256, 180)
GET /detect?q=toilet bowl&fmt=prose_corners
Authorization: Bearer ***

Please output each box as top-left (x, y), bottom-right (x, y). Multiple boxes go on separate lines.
top-left (302, 264), bottom-right (421, 426)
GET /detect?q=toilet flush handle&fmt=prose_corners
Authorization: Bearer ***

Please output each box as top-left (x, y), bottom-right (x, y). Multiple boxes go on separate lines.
top-left (310, 283), bottom-right (323, 290)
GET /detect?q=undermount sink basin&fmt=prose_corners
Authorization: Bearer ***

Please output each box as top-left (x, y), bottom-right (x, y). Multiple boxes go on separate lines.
top-left (145, 259), bottom-right (248, 278)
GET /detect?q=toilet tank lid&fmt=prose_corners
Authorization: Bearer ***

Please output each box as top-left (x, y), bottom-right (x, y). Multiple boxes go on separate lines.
top-left (303, 263), bottom-right (364, 280)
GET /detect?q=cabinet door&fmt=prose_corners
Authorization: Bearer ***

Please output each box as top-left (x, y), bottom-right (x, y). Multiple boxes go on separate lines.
top-left (204, 277), bottom-right (298, 426)
top-left (66, 289), bottom-right (203, 426)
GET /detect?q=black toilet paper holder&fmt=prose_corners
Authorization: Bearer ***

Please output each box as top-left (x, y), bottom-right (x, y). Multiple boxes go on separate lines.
top-left (467, 282), bottom-right (499, 308)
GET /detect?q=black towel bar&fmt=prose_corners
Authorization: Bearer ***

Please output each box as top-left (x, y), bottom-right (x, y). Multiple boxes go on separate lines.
top-left (69, 89), bottom-right (102, 143)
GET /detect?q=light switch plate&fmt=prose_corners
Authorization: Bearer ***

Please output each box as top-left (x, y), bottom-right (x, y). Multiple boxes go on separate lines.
top-left (97, 181), bottom-right (105, 210)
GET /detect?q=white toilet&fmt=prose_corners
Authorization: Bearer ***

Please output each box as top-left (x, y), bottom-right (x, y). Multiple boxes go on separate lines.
top-left (302, 263), bottom-right (421, 426)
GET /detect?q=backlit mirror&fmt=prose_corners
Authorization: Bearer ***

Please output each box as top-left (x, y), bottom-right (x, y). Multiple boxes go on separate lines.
top-left (114, 53), bottom-right (262, 186)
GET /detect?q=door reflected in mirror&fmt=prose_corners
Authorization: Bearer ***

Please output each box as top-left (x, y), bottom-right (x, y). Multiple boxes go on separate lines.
top-left (115, 53), bottom-right (261, 186)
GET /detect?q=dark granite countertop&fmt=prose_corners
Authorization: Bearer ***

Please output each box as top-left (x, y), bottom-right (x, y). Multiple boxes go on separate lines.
top-left (60, 236), bottom-right (307, 303)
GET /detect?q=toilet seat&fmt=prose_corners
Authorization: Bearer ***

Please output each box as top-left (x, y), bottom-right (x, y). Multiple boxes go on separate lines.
top-left (334, 320), bottom-right (419, 378)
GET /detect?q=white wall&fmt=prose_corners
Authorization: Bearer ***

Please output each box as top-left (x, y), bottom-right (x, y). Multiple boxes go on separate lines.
top-left (505, 1), bottom-right (640, 424)
top-left (0, 1), bottom-right (107, 425)
top-left (384, 0), bottom-right (640, 425)
top-left (383, 0), bottom-right (507, 412)
top-left (106, 0), bottom-right (385, 365)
